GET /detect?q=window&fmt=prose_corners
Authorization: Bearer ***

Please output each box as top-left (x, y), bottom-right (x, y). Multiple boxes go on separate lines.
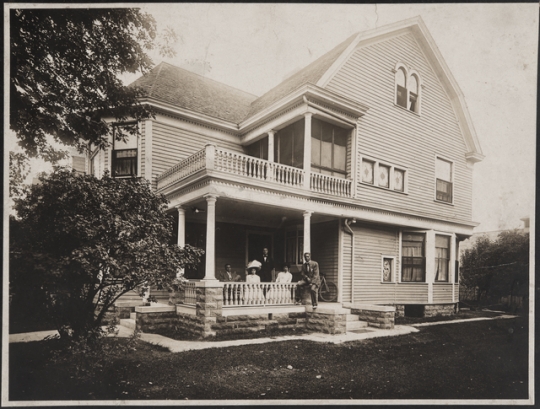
top-left (401, 233), bottom-right (425, 282)
top-left (382, 257), bottom-right (394, 282)
top-left (435, 235), bottom-right (450, 282)
top-left (90, 147), bottom-right (104, 177)
top-left (436, 157), bottom-right (453, 203)
top-left (112, 127), bottom-right (138, 178)
top-left (394, 64), bottom-right (421, 113)
top-left (246, 136), bottom-right (268, 160)
top-left (275, 120), bottom-right (304, 169)
top-left (360, 157), bottom-right (407, 193)
top-left (285, 228), bottom-right (303, 265)
top-left (311, 118), bottom-right (348, 178)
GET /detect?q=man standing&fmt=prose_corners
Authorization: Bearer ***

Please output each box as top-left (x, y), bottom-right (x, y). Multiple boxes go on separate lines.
top-left (260, 247), bottom-right (275, 282)
top-left (217, 263), bottom-right (242, 282)
top-left (297, 252), bottom-right (321, 308)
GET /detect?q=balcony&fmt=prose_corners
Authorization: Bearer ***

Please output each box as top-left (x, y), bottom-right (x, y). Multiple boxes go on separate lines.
top-left (157, 144), bottom-right (352, 198)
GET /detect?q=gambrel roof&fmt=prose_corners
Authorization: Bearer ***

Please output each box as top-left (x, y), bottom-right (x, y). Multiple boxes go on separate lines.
top-left (131, 16), bottom-right (483, 160)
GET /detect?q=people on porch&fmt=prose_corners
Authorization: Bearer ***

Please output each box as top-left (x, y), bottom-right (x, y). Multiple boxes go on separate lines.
top-left (265, 263), bottom-right (293, 302)
top-left (296, 252), bottom-right (320, 308)
top-left (260, 247), bottom-right (275, 282)
top-left (245, 260), bottom-right (262, 283)
top-left (217, 263), bottom-right (242, 282)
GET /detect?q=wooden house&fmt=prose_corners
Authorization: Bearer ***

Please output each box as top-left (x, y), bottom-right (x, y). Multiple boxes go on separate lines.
top-left (89, 17), bottom-right (483, 335)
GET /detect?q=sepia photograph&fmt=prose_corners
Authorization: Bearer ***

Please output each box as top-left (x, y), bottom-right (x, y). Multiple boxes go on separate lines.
top-left (3, 3), bottom-right (536, 405)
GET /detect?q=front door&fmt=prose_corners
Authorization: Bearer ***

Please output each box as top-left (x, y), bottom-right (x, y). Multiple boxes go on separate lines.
top-left (246, 232), bottom-right (273, 265)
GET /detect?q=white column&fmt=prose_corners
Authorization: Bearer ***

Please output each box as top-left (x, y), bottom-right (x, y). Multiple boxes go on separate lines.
top-left (144, 120), bottom-right (153, 182)
top-left (203, 194), bottom-right (218, 281)
top-left (176, 205), bottom-right (186, 278)
top-left (303, 112), bottom-right (313, 189)
top-left (303, 211), bottom-right (312, 255)
top-left (267, 130), bottom-right (275, 162)
top-left (425, 230), bottom-right (436, 303)
top-left (450, 233), bottom-right (457, 302)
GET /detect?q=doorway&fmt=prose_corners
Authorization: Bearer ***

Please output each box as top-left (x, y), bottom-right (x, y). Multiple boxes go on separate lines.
top-left (246, 232), bottom-right (273, 264)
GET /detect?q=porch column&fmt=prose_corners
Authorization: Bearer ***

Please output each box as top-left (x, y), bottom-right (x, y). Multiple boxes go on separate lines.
top-left (176, 205), bottom-right (186, 277)
top-left (303, 112), bottom-right (313, 189)
top-left (203, 194), bottom-right (218, 281)
top-left (425, 230), bottom-right (436, 304)
top-left (303, 211), bottom-right (312, 254)
top-left (450, 233), bottom-right (457, 302)
top-left (267, 130), bottom-right (275, 162)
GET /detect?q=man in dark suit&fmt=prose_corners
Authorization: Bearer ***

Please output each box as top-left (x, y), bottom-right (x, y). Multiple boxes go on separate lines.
top-left (296, 252), bottom-right (321, 308)
top-left (260, 247), bottom-right (275, 282)
top-left (217, 263), bottom-right (242, 282)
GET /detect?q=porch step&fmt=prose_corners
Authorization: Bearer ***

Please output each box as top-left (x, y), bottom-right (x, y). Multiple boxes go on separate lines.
top-left (130, 312), bottom-right (136, 320)
top-left (346, 320), bottom-right (368, 331)
top-left (120, 318), bottom-right (136, 330)
top-left (346, 314), bottom-right (361, 321)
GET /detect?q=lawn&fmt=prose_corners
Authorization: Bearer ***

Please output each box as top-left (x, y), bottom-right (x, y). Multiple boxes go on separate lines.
top-left (9, 314), bottom-right (529, 402)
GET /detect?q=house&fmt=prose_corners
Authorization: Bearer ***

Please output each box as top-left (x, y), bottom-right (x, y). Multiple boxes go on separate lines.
top-left (88, 16), bottom-right (484, 336)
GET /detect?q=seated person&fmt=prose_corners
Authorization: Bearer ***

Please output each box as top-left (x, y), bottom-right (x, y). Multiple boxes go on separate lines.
top-left (245, 260), bottom-right (263, 303)
top-left (266, 263), bottom-right (293, 302)
top-left (217, 263), bottom-right (242, 282)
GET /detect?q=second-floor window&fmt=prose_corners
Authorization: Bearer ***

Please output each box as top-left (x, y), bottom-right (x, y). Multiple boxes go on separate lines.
top-left (112, 127), bottom-right (138, 178)
top-left (401, 233), bottom-right (425, 282)
top-left (435, 157), bottom-right (453, 203)
top-left (360, 157), bottom-right (407, 193)
top-left (311, 118), bottom-right (348, 178)
top-left (395, 63), bottom-right (421, 114)
top-left (275, 120), bottom-right (304, 169)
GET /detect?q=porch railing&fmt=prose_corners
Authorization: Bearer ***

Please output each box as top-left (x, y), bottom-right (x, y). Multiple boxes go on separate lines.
top-left (182, 281), bottom-right (197, 306)
top-left (157, 144), bottom-right (352, 198)
top-left (222, 283), bottom-right (298, 307)
top-left (310, 173), bottom-right (352, 197)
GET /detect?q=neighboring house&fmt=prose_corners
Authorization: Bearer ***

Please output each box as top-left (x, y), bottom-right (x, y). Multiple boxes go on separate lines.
top-left (88, 17), bottom-right (484, 321)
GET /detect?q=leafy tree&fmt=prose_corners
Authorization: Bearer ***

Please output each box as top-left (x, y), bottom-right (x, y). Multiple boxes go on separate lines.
top-left (10, 8), bottom-right (174, 160)
top-left (10, 169), bottom-right (203, 341)
top-left (460, 230), bottom-right (529, 306)
top-left (9, 151), bottom-right (30, 199)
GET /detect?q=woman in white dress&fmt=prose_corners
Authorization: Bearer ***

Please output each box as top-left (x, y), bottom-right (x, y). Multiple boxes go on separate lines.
top-left (245, 260), bottom-right (263, 303)
top-left (266, 263), bottom-right (293, 303)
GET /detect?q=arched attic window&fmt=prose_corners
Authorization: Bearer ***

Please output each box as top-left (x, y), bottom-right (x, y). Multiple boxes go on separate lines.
top-left (394, 64), bottom-right (421, 114)
top-left (395, 67), bottom-right (408, 108)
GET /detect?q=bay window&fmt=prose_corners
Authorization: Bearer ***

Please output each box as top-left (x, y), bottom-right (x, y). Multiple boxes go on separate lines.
top-left (435, 235), bottom-right (450, 282)
top-left (401, 233), bottom-right (425, 282)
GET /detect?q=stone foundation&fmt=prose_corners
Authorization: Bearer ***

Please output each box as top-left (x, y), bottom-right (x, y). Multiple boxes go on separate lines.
top-left (134, 306), bottom-right (178, 332)
top-left (350, 305), bottom-right (395, 329)
top-left (305, 307), bottom-right (348, 334)
top-left (424, 303), bottom-right (456, 317)
top-left (393, 305), bottom-right (405, 318)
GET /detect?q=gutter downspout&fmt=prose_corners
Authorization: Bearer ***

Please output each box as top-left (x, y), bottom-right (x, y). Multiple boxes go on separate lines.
top-left (343, 219), bottom-right (356, 305)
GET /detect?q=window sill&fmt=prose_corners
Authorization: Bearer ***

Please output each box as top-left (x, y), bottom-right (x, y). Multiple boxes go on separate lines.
top-left (393, 103), bottom-right (421, 117)
top-left (434, 199), bottom-right (454, 206)
top-left (360, 182), bottom-right (408, 195)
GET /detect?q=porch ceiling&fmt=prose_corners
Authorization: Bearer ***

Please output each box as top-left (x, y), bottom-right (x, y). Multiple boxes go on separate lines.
top-left (181, 198), bottom-right (336, 228)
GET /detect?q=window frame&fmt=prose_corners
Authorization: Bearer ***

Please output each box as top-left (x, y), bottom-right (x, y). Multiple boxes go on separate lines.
top-left (381, 256), bottom-right (396, 283)
top-left (284, 226), bottom-right (304, 266)
top-left (111, 125), bottom-right (140, 179)
top-left (434, 234), bottom-right (451, 282)
top-left (310, 117), bottom-right (348, 178)
top-left (359, 156), bottom-right (408, 194)
top-left (434, 155), bottom-right (454, 205)
top-left (394, 63), bottom-right (422, 115)
top-left (400, 232), bottom-right (426, 283)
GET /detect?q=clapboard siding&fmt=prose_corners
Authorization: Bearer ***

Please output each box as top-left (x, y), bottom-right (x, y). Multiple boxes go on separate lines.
top-left (140, 121), bottom-right (146, 180)
top-left (433, 283), bottom-right (453, 303)
top-left (341, 230), bottom-right (353, 303)
top-left (394, 284), bottom-right (429, 303)
top-left (151, 120), bottom-right (243, 188)
top-left (326, 33), bottom-right (473, 224)
top-left (351, 224), bottom-right (400, 303)
top-left (312, 221), bottom-right (339, 287)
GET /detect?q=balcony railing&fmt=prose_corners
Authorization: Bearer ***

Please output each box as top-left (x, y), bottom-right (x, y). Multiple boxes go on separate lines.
top-left (223, 282), bottom-right (298, 307)
top-left (157, 144), bottom-right (352, 198)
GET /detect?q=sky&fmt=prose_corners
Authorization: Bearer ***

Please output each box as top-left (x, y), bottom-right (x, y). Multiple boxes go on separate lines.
top-left (7, 3), bottom-right (538, 233)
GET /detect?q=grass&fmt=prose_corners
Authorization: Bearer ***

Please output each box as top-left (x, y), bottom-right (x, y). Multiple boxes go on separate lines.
top-left (9, 313), bottom-right (529, 401)
top-left (395, 308), bottom-right (505, 326)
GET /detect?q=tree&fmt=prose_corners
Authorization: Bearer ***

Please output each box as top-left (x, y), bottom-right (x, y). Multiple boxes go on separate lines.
top-left (10, 8), bottom-right (173, 160)
top-left (460, 230), bottom-right (529, 306)
top-left (10, 169), bottom-right (203, 341)
top-left (9, 151), bottom-right (30, 199)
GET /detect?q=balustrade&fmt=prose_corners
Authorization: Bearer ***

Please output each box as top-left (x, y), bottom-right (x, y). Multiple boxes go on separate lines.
top-left (222, 283), bottom-right (297, 307)
top-left (182, 281), bottom-right (197, 305)
top-left (156, 145), bottom-right (352, 197)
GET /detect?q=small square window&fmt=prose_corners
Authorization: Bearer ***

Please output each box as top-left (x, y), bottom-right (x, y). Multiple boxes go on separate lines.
top-left (378, 165), bottom-right (390, 188)
top-left (394, 169), bottom-right (404, 192)
top-left (362, 160), bottom-right (374, 184)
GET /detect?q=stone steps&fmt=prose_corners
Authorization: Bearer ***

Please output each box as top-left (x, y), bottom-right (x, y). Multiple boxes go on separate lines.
top-left (346, 320), bottom-right (369, 331)
top-left (120, 318), bottom-right (136, 330)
